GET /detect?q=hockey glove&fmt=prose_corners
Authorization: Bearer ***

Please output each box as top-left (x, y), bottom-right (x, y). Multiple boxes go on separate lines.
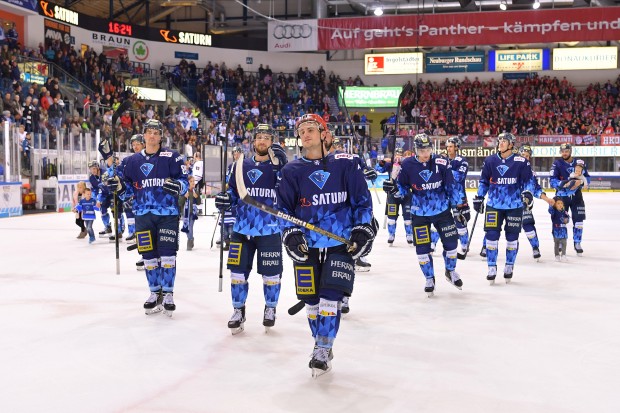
top-left (215, 191), bottom-right (232, 211)
top-left (282, 227), bottom-right (309, 263)
top-left (122, 196), bottom-right (134, 210)
top-left (521, 191), bottom-right (534, 211)
top-left (268, 144), bottom-right (288, 169)
top-left (382, 179), bottom-right (398, 195)
top-left (347, 223), bottom-right (376, 260)
top-left (473, 196), bottom-right (485, 214)
top-left (163, 179), bottom-right (183, 197)
top-left (363, 167), bottom-right (378, 181)
top-left (98, 137), bottom-right (113, 161)
top-left (106, 176), bottom-right (126, 195)
top-left (453, 203), bottom-right (471, 226)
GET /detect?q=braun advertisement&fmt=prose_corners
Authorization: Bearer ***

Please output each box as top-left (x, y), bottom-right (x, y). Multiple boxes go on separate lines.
top-left (425, 51), bottom-right (485, 73)
top-left (364, 53), bottom-right (423, 75)
top-left (488, 49), bottom-right (550, 72)
top-left (337, 86), bottom-right (402, 108)
top-left (552, 47), bottom-right (618, 70)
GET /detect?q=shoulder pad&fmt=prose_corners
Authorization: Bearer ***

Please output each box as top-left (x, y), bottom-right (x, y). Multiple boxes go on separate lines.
top-left (576, 159), bottom-right (585, 165)
top-left (160, 151), bottom-right (173, 157)
top-left (455, 156), bottom-right (462, 161)
top-left (514, 156), bottom-right (526, 162)
top-left (435, 158), bottom-right (447, 166)
top-left (335, 153), bottom-right (354, 160)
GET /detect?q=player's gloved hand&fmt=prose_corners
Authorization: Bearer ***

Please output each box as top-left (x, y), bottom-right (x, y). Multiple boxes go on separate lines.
top-left (453, 203), bottom-right (471, 225)
top-left (382, 179), bottom-right (398, 195)
top-left (122, 196), bottom-right (134, 210)
top-left (282, 227), bottom-right (309, 263)
top-left (473, 196), bottom-right (485, 214)
top-left (268, 144), bottom-right (288, 168)
top-left (521, 191), bottom-right (534, 211)
top-left (98, 137), bottom-right (113, 160)
top-left (163, 179), bottom-right (183, 197)
top-left (347, 223), bottom-right (376, 260)
top-left (363, 167), bottom-right (378, 181)
top-left (215, 191), bottom-right (232, 210)
top-left (106, 176), bottom-right (125, 195)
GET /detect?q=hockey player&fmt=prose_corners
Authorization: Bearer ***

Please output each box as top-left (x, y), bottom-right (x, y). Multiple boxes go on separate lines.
top-left (377, 148), bottom-right (413, 246)
top-left (550, 143), bottom-right (590, 256)
top-left (88, 160), bottom-right (111, 237)
top-left (445, 137), bottom-right (471, 259)
top-left (216, 147), bottom-right (243, 251)
top-left (182, 175), bottom-right (200, 251)
top-left (118, 134), bottom-right (145, 244)
top-left (107, 119), bottom-right (188, 317)
top-left (384, 133), bottom-right (465, 297)
top-left (215, 124), bottom-right (287, 334)
top-left (474, 133), bottom-right (554, 285)
top-left (516, 144), bottom-right (545, 261)
top-left (103, 156), bottom-right (126, 243)
top-left (277, 114), bottom-right (375, 377)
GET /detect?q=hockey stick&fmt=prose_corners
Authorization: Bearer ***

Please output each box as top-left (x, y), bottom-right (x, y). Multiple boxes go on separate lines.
top-left (234, 156), bottom-right (354, 247)
top-left (218, 106), bottom-right (235, 293)
top-left (288, 300), bottom-right (305, 316)
top-left (460, 210), bottom-right (480, 260)
top-left (210, 211), bottom-right (221, 249)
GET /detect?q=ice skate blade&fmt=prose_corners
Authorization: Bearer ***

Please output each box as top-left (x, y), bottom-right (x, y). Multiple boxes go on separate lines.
top-left (488, 279), bottom-right (495, 285)
top-left (426, 291), bottom-right (434, 298)
top-left (145, 305), bottom-right (163, 315)
top-left (230, 325), bottom-right (245, 335)
top-left (576, 253), bottom-right (583, 257)
top-left (355, 266), bottom-right (370, 273)
top-left (505, 279), bottom-right (512, 284)
top-left (136, 266), bottom-right (144, 271)
top-left (163, 309), bottom-right (174, 318)
top-left (311, 365), bottom-right (332, 378)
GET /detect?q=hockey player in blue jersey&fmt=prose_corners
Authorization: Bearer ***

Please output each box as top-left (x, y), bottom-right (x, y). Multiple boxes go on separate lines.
top-left (378, 148), bottom-right (413, 246)
top-left (384, 133), bottom-right (465, 297)
top-left (517, 144), bottom-right (546, 261)
top-left (88, 160), bottom-right (111, 237)
top-left (277, 114), bottom-right (375, 377)
top-left (445, 137), bottom-right (471, 259)
top-left (474, 133), bottom-right (554, 285)
top-left (550, 143), bottom-right (590, 256)
top-left (118, 134), bottom-right (145, 244)
top-left (215, 124), bottom-right (287, 334)
top-left (107, 119), bottom-right (188, 317)
top-left (217, 148), bottom-right (243, 251)
top-left (102, 156), bottom-right (126, 243)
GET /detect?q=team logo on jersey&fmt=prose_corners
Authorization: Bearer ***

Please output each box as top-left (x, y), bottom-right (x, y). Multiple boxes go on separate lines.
top-left (496, 165), bottom-right (509, 176)
top-left (140, 163), bottom-right (154, 177)
top-left (419, 170), bottom-right (433, 182)
top-left (247, 169), bottom-right (263, 185)
top-left (567, 167), bottom-right (574, 174)
top-left (309, 171), bottom-right (330, 190)
top-left (295, 266), bottom-right (316, 295)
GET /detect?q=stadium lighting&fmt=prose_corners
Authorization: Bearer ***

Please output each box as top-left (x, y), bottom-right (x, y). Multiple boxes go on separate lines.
top-left (499, 0), bottom-right (507, 10)
top-left (532, 1), bottom-right (540, 9)
top-left (374, 7), bottom-right (384, 16)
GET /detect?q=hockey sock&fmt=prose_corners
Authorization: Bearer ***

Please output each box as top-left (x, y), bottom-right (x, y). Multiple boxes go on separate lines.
top-left (262, 274), bottom-right (281, 308)
top-left (306, 301), bottom-right (319, 339)
top-left (482, 236), bottom-right (487, 248)
top-left (144, 258), bottom-right (161, 292)
top-left (127, 217), bottom-right (135, 236)
top-left (102, 213), bottom-right (110, 228)
top-left (443, 248), bottom-right (458, 272)
top-left (160, 256), bottom-right (176, 293)
top-left (417, 253), bottom-right (435, 279)
top-left (431, 229), bottom-right (440, 245)
top-left (525, 230), bottom-right (540, 249)
top-left (458, 227), bottom-right (469, 251)
top-left (316, 298), bottom-right (339, 348)
top-left (506, 240), bottom-right (519, 265)
top-left (486, 239), bottom-right (499, 267)
top-left (387, 219), bottom-right (396, 237)
top-left (573, 222), bottom-right (583, 244)
top-left (231, 272), bottom-right (249, 308)
top-left (404, 221), bottom-right (413, 237)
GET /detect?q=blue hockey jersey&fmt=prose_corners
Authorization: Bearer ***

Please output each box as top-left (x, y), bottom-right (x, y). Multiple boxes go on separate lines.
top-left (477, 153), bottom-right (533, 209)
top-left (77, 197), bottom-right (98, 220)
top-left (228, 157), bottom-right (281, 236)
top-left (449, 155), bottom-right (469, 203)
top-left (550, 158), bottom-right (591, 197)
top-left (89, 173), bottom-right (102, 199)
top-left (121, 148), bottom-right (188, 216)
top-left (397, 155), bottom-right (461, 216)
top-left (277, 153), bottom-right (373, 248)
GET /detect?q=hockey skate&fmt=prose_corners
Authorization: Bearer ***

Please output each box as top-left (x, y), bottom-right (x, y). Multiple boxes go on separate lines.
top-left (487, 266), bottom-right (497, 285)
top-left (144, 291), bottom-right (163, 315)
top-left (108, 233), bottom-right (123, 243)
top-left (98, 226), bottom-right (112, 238)
top-left (162, 292), bottom-right (175, 317)
top-left (355, 257), bottom-right (371, 272)
top-left (125, 234), bottom-right (136, 244)
top-left (560, 254), bottom-right (568, 262)
top-left (555, 255), bottom-right (561, 262)
top-left (387, 234), bottom-right (395, 246)
top-left (425, 277), bottom-right (435, 298)
top-left (480, 246), bottom-right (487, 259)
top-left (309, 346), bottom-right (332, 378)
top-left (223, 240), bottom-right (230, 251)
top-left (445, 270), bottom-right (463, 290)
top-left (504, 265), bottom-right (513, 284)
top-left (136, 259), bottom-right (144, 271)
top-left (341, 296), bottom-right (350, 314)
top-left (406, 235), bottom-right (414, 245)
top-left (574, 243), bottom-right (583, 257)
top-left (263, 306), bottom-right (276, 332)
top-left (532, 247), bottom-right (541, 261)
top-left (228, 306), bottom-right (246, 335)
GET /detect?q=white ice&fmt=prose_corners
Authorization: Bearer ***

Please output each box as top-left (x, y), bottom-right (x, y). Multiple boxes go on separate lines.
top-left (1, 192), bottom-right (620, 413)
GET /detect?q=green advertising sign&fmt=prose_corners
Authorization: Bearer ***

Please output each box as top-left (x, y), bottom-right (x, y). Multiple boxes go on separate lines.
top-left (338, 86), bottom-right (402, 108)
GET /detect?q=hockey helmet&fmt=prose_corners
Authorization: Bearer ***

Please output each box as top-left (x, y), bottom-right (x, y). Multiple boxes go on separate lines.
top-left (88, 160), bottom-right (99, 169)
top-left (130, 134), bottom-right (145, 145)
top-left (446, 136), bottom-right (461, 148)
top-left (519, 144), bottom-right (533, 155)
top-left (560, 143), bottom-right (572, 152)
top-left (332, 137), bottom-right (343, 148)
top-left (498, 132), bottom-right (516, 145)
top-left (294, 113), bottom-right (327, 136)
top-left (414, 133), bottom-right (433, 150)
top-left (254, 124), bottom-right (277, 141)
top-left (395, 147), bottom-right (404, 156)
top-left (232, 146), bottom-right (243, 154)
top-left (143, 119), bottom-right (163, 136)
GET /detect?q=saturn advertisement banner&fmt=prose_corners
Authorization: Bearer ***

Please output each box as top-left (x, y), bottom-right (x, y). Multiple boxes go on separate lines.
top-left (267, 19), bottom-right (318, 52)
top-left (425, 51), bottom-right (485, 73)
top-left (317, 7), bottom-right (620, 50)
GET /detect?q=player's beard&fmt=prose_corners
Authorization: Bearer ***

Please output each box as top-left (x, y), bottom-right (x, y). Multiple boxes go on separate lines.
top-left (324, 140), bottom-right (333, 151)
top-left (255, 145), bottom-right (269, 156)
top-left (562, 153), bottom-right (571, 160)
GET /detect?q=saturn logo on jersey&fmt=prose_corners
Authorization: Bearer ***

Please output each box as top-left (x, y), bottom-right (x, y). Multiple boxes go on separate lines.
top-left (140, 178), bottom-right (166, 188)
top-left (247, 169), bottom-right (263, 185)
top-left (309, 171), bottom-right (330, 190)
top-left (140, 163), bottom-right (154, 177)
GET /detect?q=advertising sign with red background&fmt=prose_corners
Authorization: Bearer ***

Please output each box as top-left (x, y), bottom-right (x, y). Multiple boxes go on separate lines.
top-left (318, 7), bottom-right (620, 50)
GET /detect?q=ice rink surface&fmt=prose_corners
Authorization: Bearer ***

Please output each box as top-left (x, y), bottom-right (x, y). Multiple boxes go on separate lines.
top-left (1, 192), bottom-right (620, 413)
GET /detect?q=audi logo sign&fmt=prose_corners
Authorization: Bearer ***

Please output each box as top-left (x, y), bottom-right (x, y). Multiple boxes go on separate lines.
top-left (268, 19), bottom-right (318, 52)
top-left (272, 24), bottom-right (313, 39)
